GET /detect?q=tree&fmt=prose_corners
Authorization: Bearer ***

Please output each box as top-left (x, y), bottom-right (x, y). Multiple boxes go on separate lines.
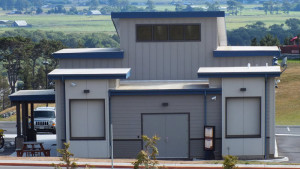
top-left (36, 7), bottom-right (43, 14)
top-left (0, 37), bottom-right (31, 93)
top-left (263, 0), bottom-right (274, 15)
top-left (227, 0), bottom-right (242, 15)
top-left (145, 0), bottom-right (155, 12)
top-left (206, 2), bottom-right (220, 11)
top-left (68, 6), bottom-right (78, 15)
top-left (251, 38), bottom-right (258, 46)
top-left (132, 135), bottom-right (160, 169)
top-left (89, 0), bottom-right (99, 10)
top-left (260, 34), bottom-right (280, 46)
top-left (285, 18), bottom-right (300, 30)
top-left (0, 74), bottom-right (10, 111)
top-left (282, 0), bottom-right (291, 14)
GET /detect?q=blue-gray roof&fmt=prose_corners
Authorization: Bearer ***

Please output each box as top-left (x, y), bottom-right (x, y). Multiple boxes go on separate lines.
top-left (52, 48), bottom-right (124, 59)
top-left (48, 68), bottom-right (131, 80)
top-left (213, 46), bottom-right (281, 57)
top-left (111, 11), bottom-right (225, 19)
top-left (197, 66), bottom-right (281, 78)
top-left (9, 90), bottom-right (55, 103)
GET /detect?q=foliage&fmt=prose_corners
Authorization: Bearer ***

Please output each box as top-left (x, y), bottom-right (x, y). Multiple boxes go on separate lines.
top-left (227, 0), bottom-right (243, 15)
top-left (53, 142), bottom-right (78, 169)
top-left (206, 2), bottom-right (220, 11)
top-left (132, 135), bottom-right (162, 169)
top-left (227, 18), bottom-right (300, 45)
top-left (223, 155), bottom-right (238, 169)
top-left (0, 74), bottom-right (10, 111)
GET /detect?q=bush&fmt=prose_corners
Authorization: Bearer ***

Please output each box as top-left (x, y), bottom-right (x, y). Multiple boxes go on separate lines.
top-left (223, 155), bottom-right (238, 169)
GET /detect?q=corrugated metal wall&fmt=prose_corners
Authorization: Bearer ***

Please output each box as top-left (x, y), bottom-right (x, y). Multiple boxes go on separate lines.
top-left (111, 94), bottom-right (221, 158)
top-left (58, 17), bottom-right (273, 80)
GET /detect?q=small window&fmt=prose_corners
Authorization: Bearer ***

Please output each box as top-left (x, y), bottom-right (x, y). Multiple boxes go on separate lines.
top-left (169, 25), bottom-right (184, 41)
top-left (185, 25), bottom-right (200, 40)
top-left (136, 25), bottom-right (152, 41)
top-left (153, 25), bottom-right (168, 41)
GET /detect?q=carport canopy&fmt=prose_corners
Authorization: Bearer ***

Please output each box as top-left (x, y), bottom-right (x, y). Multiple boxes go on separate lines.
top-left (9, 89), bottom-right (55, 145)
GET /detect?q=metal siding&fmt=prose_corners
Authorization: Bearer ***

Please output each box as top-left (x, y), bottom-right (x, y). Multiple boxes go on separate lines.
top-left (55, 80), bottom-right (65, 150)
top-left (113, 140), bottom-right (141, 158)
top-left (57, 17), bottom-right (273, 80)
top-left (111, 95), bottom-right (206, 139)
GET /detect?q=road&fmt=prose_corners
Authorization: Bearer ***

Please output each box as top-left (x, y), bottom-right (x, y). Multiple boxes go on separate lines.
top-left (276, 126), bottom-right (300, 163)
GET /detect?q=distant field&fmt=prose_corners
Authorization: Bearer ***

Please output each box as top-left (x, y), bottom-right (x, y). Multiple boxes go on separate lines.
top-left (1, 4), bottom-right (300, 34)
top-left (0, 14), bottom-right (115, 34)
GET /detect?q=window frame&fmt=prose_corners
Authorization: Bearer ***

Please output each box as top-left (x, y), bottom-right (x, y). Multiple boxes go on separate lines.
top-left (225, 97), bottom-right (261, 139)
top-left (136, 24), bottom-right (201, 42)
top-left (69, 99), bottom-right (106, 140)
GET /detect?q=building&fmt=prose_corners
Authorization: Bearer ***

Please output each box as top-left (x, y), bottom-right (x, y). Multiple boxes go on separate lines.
top-left (13, 20), bottom-right (28, 27)
top-left (88, 10), bottom-right (101, 15)
top-left (48, 11), bottom-right (281, 159)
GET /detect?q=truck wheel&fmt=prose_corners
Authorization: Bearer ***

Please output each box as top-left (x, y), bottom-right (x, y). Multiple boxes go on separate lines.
top-left (52, 129), bottom-right (56, 134)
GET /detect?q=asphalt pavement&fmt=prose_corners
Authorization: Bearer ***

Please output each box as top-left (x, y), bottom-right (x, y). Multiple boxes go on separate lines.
top-left (276, 126), bottom-right (300, 163)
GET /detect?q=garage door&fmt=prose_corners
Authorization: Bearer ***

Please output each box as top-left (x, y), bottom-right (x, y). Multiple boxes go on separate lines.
top-left (142, 113), bottom-right (189, 158)
top-left (226, 97), bottom-right (261, 138)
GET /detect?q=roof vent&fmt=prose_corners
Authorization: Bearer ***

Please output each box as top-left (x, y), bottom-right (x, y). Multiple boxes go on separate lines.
top-left (248, 63), bottom-right (251, 68)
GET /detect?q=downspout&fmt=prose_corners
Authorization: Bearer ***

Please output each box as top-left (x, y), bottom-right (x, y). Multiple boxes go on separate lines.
top-left (265, 75), bottom-right (268, 159)
top-left (63, 77), bottom-right (67, 144)
top-left (204, 91), bottom-right (207, 126)
top-left (109, 92), bottom-right (114, 169)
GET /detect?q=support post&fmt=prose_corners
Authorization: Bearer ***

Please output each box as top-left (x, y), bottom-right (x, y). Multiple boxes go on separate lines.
top-left (16, 102), bottom-right (21, 137)
top-left (31, 103), bottom-right (34, 130)
top-left (21, 103), bottom-right (27, 141)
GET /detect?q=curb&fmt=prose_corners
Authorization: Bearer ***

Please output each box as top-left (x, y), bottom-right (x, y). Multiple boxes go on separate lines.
top-left (1, 163), bottom-right (300, 169)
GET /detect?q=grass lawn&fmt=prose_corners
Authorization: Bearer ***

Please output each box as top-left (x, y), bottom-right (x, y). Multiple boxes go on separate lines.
top-left (275, 60), bottom-right (300, 125)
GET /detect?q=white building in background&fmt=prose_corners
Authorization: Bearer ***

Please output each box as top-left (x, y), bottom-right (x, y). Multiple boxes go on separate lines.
top-left (48, 11), bottom-right (281, 159)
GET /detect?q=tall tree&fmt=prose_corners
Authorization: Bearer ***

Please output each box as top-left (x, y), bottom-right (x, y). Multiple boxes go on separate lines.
top-left (206, 2), bottom-right (220, 11)
top-left (260, 34), bottom-right (280, 46)
top-left (0, 37), bottom-right (31, 93)
top-left (146, 0), bottom-right (155, 11)
top-left (282, 0), bottom-right (292, 14)
top-left (227, 0), bottom-right (242, 15)
top-left (89, 0), bottom-right (99, 10)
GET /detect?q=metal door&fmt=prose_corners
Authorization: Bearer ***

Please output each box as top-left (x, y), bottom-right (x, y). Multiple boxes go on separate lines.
top-left (142, 114), bottom-right (189, 158)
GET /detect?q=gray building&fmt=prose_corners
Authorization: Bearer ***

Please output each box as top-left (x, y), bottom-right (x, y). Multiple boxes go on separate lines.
top-left (49, 11), bottom-right (281, 159)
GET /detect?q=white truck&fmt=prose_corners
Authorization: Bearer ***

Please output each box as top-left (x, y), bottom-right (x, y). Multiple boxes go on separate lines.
top-left (33, 107), bottom-right (56, 134)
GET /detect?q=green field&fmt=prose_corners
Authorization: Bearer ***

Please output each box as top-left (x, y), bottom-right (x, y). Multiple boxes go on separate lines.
top-left (1, 4), bottom-right (300, 34)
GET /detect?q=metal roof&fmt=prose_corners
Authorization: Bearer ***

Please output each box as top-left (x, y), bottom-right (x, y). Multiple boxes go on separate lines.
top-left (48, 68), bottom-right (131, 80)
top-left (14, 20), bottom-right (27, 26)
top-left (197, 66), bottom-right (281, 78)
top-left (109, 80), bottom-right (222, 96)
top-left (9, 89), bottom-right (55, 102)
top-left (214, 46), bottom-right (281, 57)
top-left (111, 11), bottom-right (225, 19)
top-left (52, 48), bottom-right (124, 59)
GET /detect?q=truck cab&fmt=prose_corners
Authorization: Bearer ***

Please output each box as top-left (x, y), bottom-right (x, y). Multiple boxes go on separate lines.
top-left (33, 107), bottom-right (56, 134)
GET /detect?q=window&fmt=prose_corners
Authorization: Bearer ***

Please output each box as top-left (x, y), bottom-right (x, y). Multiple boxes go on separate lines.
top-left (169, 25), bottom-right (184, 40)
top-left (185, 25), bottom-right (200, 40)
top-left (153, 25), bottom-right (168, 41)
top-left (136, 25), bottom-right (152, 41)
top-left (70, 99), bottom-right (105, 140)
top-left (226, 97), bottom-right (261, 138)
top-left (136, 24), bottom-right (201, 42)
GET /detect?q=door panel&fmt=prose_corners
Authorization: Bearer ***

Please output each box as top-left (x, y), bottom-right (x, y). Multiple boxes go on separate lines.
top-left (226, 98), bottom-right (244, 136)
top-left (143, 114), bottom-right (189, 158)
top-left (165, 114), bottom-right (189, 158)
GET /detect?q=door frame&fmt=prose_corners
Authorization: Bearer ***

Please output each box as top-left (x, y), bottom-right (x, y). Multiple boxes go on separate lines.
top-left (141, 113), bottom-right (190, 159)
